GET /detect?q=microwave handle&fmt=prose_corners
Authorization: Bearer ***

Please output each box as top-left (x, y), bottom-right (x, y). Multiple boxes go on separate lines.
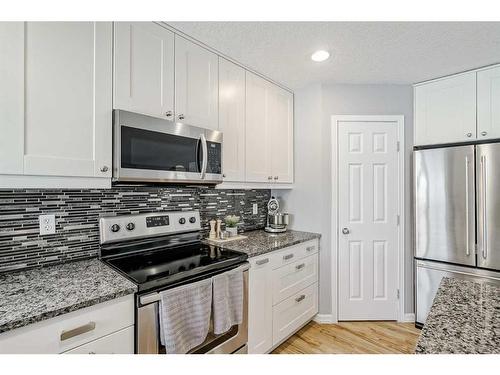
top-left (200, 134), bottom-right (208, 179)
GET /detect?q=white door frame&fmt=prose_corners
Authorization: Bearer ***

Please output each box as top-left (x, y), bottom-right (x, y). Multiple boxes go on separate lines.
top-left (331, 115), bottom-right (405, 322)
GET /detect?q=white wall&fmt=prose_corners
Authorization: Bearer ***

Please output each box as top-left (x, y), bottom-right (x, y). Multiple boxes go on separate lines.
top-left (274, 83), bottom-right (414, 317)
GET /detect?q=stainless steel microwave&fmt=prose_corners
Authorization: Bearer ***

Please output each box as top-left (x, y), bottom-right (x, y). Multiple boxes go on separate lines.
top-left (113, 110), bottom-right (223, 184)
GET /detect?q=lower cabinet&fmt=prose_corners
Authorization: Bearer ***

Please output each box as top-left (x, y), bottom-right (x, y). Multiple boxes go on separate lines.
top-left (248, 239), bottom-right (319, 354)
top-left (0, 295), bottom-right (134, 354)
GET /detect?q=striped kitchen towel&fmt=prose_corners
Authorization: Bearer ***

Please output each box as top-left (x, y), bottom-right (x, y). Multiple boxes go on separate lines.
top-left (212, 267), bottom-right (244, 335)
top-left (159, 278), bottom-right (212, 354)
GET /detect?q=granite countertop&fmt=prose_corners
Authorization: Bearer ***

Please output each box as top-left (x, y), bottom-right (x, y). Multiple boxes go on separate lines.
top-left (415, 277), bottom-right (500, 354)
top-left (0, 258), bottom-right (137, 334)
top-left (207, 229), bottom-right (321, 258)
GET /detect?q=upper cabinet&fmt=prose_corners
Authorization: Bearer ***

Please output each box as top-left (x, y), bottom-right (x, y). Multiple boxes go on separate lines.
top-left (0, 22), bottom-right (112, 188)
top-left (114, 22), bottom-right (174, 119)
top-left (414, 72), bottom-right (476, 146)
top-left (219, 58), bottom-right (246, 182)
top-left (477, 65), bottom-right (500, 140)
top-left (245, 72), bottom-right (294, 184)
top-left (175, 35), bottom-right (219, 129)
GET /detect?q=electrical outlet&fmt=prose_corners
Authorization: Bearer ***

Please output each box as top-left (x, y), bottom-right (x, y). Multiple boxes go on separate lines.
top-left (39, 214), bottom-right (56, 235)
top-left (252, 203), bottom-right (258, 215)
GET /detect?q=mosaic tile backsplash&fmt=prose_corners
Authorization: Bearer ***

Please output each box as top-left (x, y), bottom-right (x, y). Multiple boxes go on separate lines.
top-left (0, 187), bottom-right (270, 272)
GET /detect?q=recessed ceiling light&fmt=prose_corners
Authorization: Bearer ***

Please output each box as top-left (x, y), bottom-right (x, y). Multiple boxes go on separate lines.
top-left (311, 50), bottom-right (330, 62)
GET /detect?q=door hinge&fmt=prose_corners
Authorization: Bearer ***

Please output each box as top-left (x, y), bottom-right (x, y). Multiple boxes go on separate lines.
top-left (397, 141), bottom-right (400, 152)
top-left (397, 215), bottom-right (400, 226)
top-left (397, 289), bottom-right (400, 299)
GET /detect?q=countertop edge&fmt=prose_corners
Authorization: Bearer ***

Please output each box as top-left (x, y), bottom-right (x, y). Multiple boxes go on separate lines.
top-left (246, 233), bottom-right (321, 258)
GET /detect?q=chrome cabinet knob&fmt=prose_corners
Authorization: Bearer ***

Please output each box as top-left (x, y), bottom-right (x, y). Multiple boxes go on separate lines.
top-left (222, 174), bottom-right (226, 178)
top-left (274, 176), bottom-right (278, 180)
top-left (466, 133), bottom-right (472, 138)
top-left (342, 227), bottom-right (350, 234)
top-left (100, 166), bottom-right (108, 172)
top-left (481, 131), bottom-right (487, 136)
top-left (178, 114), bottom-right (185, 120)
top-left (268, 176), bottom-right (272, 180)
top-left (165, 111), bottom-right (173, 117)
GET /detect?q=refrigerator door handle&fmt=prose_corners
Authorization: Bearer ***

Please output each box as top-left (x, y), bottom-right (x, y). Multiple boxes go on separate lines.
top-left (465, 155), bottom-right (470, 257)
top-left (480, 155), bottom-right (488, 260)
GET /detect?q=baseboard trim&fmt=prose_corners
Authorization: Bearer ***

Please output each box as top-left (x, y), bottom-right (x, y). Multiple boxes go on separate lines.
top-left (313, 314), bottom-right (336, 324)
top-left (402, 313), bottom-right (415, 322)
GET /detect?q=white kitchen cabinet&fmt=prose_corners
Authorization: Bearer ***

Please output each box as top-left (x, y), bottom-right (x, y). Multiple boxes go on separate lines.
top-left (478, 65), bottom-right (500, 140)
top-left (114, 22), bottom-right (175, 120)
top-left (245, 72), bottom-right (294, 184)
top-left (175, 35), bottom-right (219, 129)
top-left (0, 295), bottom-right (134, 354)
top-left (219, 58), bottom-right (246, 182)
top-left (0, 22), bottom-right (112, 188)
top-left (248, 254), bottom-right (274, 354)
top-left (414, 72), bottom-right (476, 146)
top-left (248, 239), bottom-right (319, 354)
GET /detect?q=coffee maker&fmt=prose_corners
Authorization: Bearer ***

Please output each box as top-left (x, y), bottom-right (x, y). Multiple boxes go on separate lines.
top-left (264, 197), bottom-right (289, 233)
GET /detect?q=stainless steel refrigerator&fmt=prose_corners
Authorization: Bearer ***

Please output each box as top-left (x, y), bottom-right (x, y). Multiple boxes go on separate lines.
top-left (414, 143), bottom-right (500, 326)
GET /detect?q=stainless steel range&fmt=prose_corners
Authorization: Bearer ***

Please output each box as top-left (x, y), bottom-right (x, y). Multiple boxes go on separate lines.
top-left (99, 210), bottom-right (249, 354)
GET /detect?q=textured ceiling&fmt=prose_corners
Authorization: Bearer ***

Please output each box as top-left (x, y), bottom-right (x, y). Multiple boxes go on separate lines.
top-left (167, 22), bottom-right (500, 89)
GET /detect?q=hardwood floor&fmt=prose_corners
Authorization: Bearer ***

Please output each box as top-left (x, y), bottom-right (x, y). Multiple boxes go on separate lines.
top-left (272, 321), bottom-right (421, 354)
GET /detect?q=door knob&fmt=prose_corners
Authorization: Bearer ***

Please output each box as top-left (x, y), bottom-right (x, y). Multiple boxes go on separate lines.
top-left (342, 227), bottom-right (350, 234)
top-left (481, 131), bottom-right (487, 136)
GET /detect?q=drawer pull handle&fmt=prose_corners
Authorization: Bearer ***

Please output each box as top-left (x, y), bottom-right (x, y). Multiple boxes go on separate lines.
top-left (296, 263), bottom-right (306, 270)
top-left (256, 258), bottom-right (269, 265)
top-left (295, 295), bottom-right (306, 303)
top-left (306, 246), bottom-right (315, 252)
top-left (283, 254), bottom-right (294, 261)
top-left (60, 321), bottom-right (96, 341)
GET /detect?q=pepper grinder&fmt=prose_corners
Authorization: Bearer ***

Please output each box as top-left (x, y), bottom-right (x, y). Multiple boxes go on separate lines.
top-left (216, 219), bottom-right (222, 239)
top-left (209, 219), bottom-right (217, 239)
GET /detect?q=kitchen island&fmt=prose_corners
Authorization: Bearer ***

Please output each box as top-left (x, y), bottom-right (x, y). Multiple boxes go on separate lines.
top-left (415, 277), bottom-right (499, 354)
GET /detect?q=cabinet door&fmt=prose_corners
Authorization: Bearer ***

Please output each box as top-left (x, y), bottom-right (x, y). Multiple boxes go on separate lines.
top-left (219, 58), bottom-right (246, 182)
top-left (175, 36), bottom-right (219, 129)
top-left (415, 72), bottom-right (476, 146)
top-left (245, 72), bottom-right (272, 183)
top-left (248, 255), bottom-right (273, 354)
top-left (114, 22), bottom-right (174, 119)
top-left (478, 66), bottom-right (500, 140)
top-left (269, 86), bottom-right (294, 183)
top-left (5, 22), bottom-right (112, 179)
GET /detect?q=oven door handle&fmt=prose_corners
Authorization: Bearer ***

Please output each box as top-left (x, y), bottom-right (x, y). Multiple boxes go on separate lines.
top-left (200, 134), bottom-right (208, 179)
top-left (139, 263), bottom-right (250, 306)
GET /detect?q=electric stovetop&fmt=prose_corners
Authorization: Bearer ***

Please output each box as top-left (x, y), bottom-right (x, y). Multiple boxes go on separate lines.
top-left (103, 241), bottom-right (248, 293)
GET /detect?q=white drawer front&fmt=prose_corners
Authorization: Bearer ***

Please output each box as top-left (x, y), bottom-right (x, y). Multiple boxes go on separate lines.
top-left (272, 283), bottom-right (318, 346)
top-left (272, 239), bottom-right (319, 269)
top-left (273, 253), bottom-right (318, 305)
top-left (64, 326), bottom-right (134, 354)
top-left (0, 295), bottom-right (134, 354)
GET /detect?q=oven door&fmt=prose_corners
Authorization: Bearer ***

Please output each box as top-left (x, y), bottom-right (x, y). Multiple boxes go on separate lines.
top-left (136, 264), bottom-right (249, 354)
top-left (113, 110), bottom-right (223, 184)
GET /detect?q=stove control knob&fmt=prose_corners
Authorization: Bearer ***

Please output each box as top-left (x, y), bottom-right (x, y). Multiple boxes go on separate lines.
top-left (179, 218), bottom-right (186, 225)
top-left (110, 224), bottom-right (120, 233)
top-left (126, 222), bottom-right (135, 231)
top-left (189, 217), bottom-right (197, 224)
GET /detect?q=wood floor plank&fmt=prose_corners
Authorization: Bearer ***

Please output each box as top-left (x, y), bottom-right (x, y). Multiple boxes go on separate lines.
top-left (272, 321), bottom-right (421, 354)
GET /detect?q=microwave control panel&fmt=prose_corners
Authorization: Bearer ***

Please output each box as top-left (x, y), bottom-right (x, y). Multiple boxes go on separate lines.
top-left (206, 142), bottom-right (222, 174)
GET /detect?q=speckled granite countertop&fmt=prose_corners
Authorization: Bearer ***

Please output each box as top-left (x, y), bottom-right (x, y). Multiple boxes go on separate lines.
top-left (0, 259), bottom-right (136, 334)
top-left (206, 229), bottom-right (321, 258)
top-left (415, 277), bottom-right (500, 354)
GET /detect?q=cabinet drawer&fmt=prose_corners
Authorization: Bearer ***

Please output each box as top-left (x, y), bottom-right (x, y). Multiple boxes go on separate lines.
top-left (0, 295), bottom-right (134, 354)
top-left (273, 239), bottom-right (319, 269)
top-left (63, 326), bottom-right (134, 354)
top-left (273, 253), bottom-right (318, 305)
top-left (272, 283), bottom-right (318, 346)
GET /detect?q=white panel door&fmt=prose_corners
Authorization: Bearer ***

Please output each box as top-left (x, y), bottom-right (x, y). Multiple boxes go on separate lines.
top-left (269, 86), bottom-right (294, 183)
top-left (414, 72), bottom-right (476, 146)
top-left (175, 35), bottom-right (219, 129)
top-left (245, 72), bottom-right (271, 183)
top-left (219, 58), bottom-right (245, 182)
top-left (478, 65), bottom-right (500, 140)
top-left (248, 254), bottom-right (273, 354)
top-left (114, 22), bottom-right (174, 119)
top-left (21, 22), bottom-right (112, 178)
top-left (338, 120), bottom-right (399, 320)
